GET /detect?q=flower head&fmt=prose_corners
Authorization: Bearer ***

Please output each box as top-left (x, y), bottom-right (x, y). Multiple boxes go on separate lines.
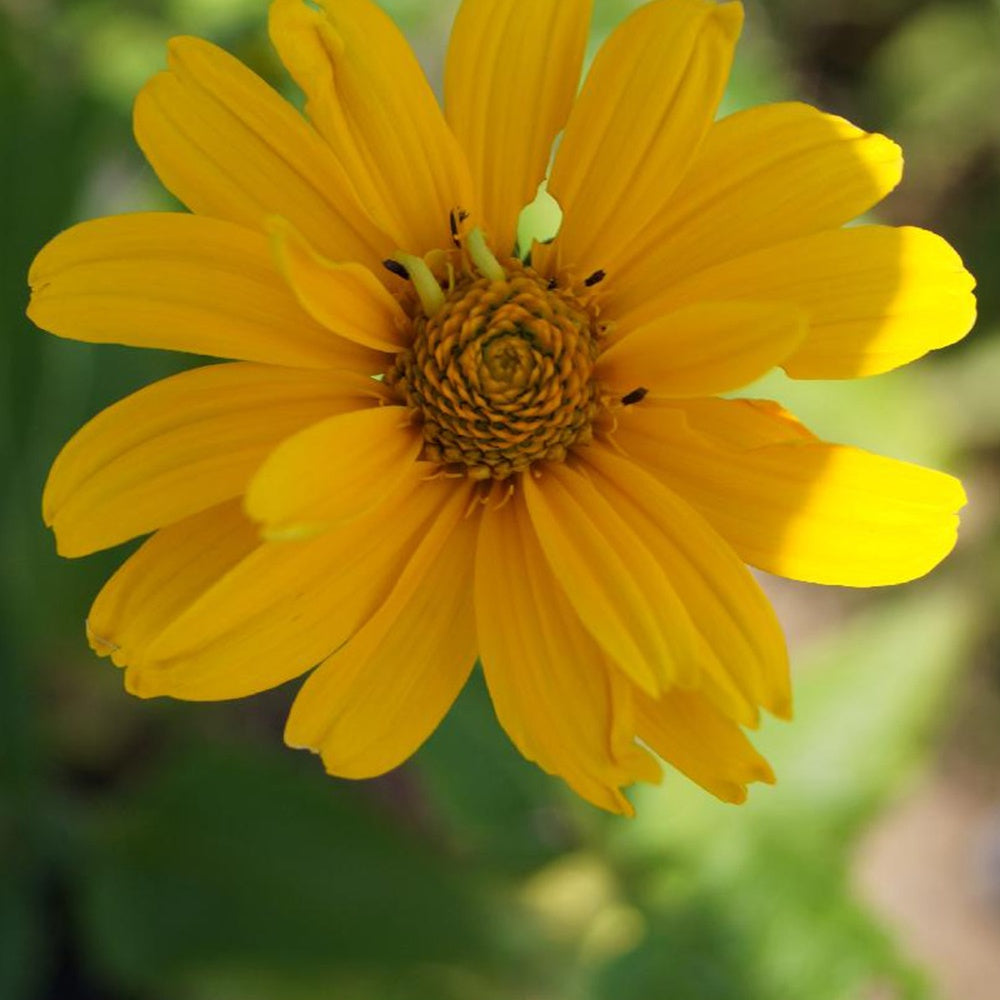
top-left (28, 0), bottom-right (975, 814)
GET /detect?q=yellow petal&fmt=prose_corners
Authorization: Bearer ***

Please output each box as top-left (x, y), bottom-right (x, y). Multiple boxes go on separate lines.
top-left (133, 35), bottom-right (390, 268)
top-left (268, 0), bottom-right (474, 256)
top-left (268, 217), bottom-right (409, 352)
top-left (285, 489), bottom-right (478, 778)
top-left (619, 226), bottom-right (977, 378)
top-left (539, 0), bottom-right (742, 279)
top-left (45, 363), bottom-right (389, 558)
top-left (444, 0), bottom-right (592, 256)
top-left (636, 687), bottom-right (774, 804)
top-left (596, 302), bottom-right (806, 398)
top-left (616, 397), bottom-right (967, 586)
top-left (476, 490), bottom-right (659, 814)
top-left (606, 102), bottom-right (903, 314)
top-left (127, 471), bottom-right (458, 700)
top-left (522, 463), bottom-right (699, 694)
top-left (27, 213), bottom-right (386, 370)
top-left (88, 502), bottom-right (261, 671)
top-left (584, 445), bottom-right (790, 721)
top-left (244, 405), bottom-right (423, 538)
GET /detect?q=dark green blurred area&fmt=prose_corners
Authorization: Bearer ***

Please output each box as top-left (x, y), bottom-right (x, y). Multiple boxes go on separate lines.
top-left (2, 1), bottom-right (999, 998)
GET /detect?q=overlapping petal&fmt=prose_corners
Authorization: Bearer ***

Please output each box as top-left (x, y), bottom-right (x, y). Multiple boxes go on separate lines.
top-left (285, 487), bottom-right (478, 778)
top-left (133, 36), bottom-right (390, 268)
top-left (445, 0), bottom-right (592, 256)
top-left (87, 502), bottom-right (262, 671)
top-left (269, 0), bottom-right (474, 256)
top-left (45, 363), bottom-right (390, 557)
top-left (269, 218), bottom-right (410, 352)
top-left (616, 397), bottom-right (966, 586)
top-left (476, 491), bottom-right (660, 814)
top-left (636, 688), bottom-right (775, 804)
top-left (27, 213), bottom-right (386, 370)
top-left (605, 102), bottom-right (904, 314)
top-left (584, 445), bottom-right (790, 722)
top-left (523, 463), bottom-right (699, 694)
top-left (538, 0), bottom-right (742, 279)
top-left (596, 301), bottom-right (806, 398)
top-left (124, 471), bottom-right (456, 701)
top-left (244, 406), bottom-right (423, 539)
top-left (617, 226), bottom-right (976, 377)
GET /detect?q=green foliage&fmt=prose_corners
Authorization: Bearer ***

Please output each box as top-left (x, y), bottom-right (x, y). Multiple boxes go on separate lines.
top-left (73, 744), bottom-right (495, 998)
top-left (606, 586), bottom-right (973, 1000)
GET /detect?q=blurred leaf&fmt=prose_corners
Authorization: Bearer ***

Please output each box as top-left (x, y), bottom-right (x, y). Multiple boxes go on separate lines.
top-left (75, 741), bottom-right (498, 998)
top-left (417, 670), bottom-right (584, 876)
top-left (601, 584), bottom-right (974, 999)
top-left (873, 3), bottom-right (1000, 145)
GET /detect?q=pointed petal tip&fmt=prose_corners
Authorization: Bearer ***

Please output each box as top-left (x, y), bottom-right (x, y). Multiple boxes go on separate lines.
top-left (767, 692), bottom-right (794, 722)
top-left (86, 618), bottom-right (120, 660)
top-left (122, 666), bottom-right (162, 700)
top-left (721, 783), bottom-right (749, 805)
top-left (614, 792), bottom-right (637, 818)
top-left (282, 720), bottom-right (321, 756)
top-left (52, 524), bottom-right (100, 560)
top-left (755, 760), bottom-right (777, 786)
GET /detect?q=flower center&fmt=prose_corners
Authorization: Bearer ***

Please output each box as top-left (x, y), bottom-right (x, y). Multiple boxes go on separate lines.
top-left (387, 258), bottom-right (602, 481)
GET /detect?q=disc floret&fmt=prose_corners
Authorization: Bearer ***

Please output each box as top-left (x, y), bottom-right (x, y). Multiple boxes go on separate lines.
top-left (387, 234), bottom-right (604, 480)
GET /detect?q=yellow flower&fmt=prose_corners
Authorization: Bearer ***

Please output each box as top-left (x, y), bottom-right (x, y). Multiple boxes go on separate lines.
top-left (28, 0), bottom-right (975, 815)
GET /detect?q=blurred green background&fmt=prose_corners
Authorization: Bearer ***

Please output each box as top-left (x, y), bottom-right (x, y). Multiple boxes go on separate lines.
top-left (2, 1), bottom-right (999, 998)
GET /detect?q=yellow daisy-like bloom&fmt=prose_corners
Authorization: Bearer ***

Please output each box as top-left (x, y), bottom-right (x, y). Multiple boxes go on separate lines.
top-left (29, 0), bottom-right (975, 814)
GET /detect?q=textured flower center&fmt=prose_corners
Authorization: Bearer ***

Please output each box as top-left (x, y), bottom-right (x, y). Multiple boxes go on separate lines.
top-left (387, 260), bottom-right (602, 480)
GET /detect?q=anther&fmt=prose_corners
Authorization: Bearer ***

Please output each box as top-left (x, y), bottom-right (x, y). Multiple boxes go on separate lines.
top-left (621, 387), bottom-right (648, 406)
top-left (383, 259), bottom-right (410, 280)
top-left (449, 208), bottom-right (471, 248)
top-left (547, 277), bottom-right (558, 290)
top-left (584, 269), bottom-right (606, 288)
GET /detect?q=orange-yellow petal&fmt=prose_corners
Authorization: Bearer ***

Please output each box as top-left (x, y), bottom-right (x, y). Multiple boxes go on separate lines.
top-left (476, 491), bottom-right (659, 814)
top-left (126, 471), bottom-right (456, 700)
top-left (636, 687), bottom-right (774, 804)
top-left (605, 102), bottom-right (903, 314)
top-left (269, 217), bottom-right (409, 353)
top-left (616, 397), bottom-right (967, 586)
top-left (133, 35), bottom-right (390, 268)
top-left (538, 0), bottom-right (742, 279)
top-left (596, 301), bottom-right (806, 398)
top-left (27, 213), bottom-right (385, 370)
top-left (244, 405), bottom-right (423, 539)
top-left (619, 226), bottom-right (977, 378)
top-left (522, 463), bottom-right (699, 694)
top-left (268, 0), bottom-right (474, 256)
top-left (44, 363), bottom-right (389, 558)
top-left (88, 502), bottom-right (261, 671)
top-left (285, 487), bottom-right (478, 778)
top-left (444, 0), bottom-right (592, 256)
top-left (584, 445), bottom-right (790, 722)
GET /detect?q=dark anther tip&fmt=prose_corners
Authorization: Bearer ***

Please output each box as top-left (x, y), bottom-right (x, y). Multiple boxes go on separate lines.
top-left (547, 277), bottom-right (558, 290)
top-left (621, 387), bottom-right (648, 406)
top-left (383, 259), bottom-right (410, 280)
top-left (584, 269), bottom-right (606, 287)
